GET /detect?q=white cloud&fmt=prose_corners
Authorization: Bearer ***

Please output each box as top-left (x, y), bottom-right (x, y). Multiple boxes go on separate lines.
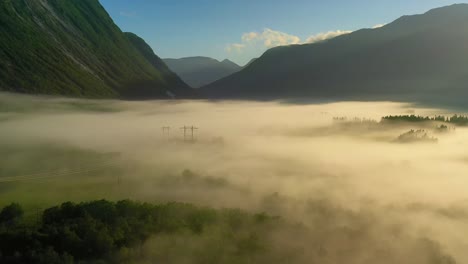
top-left (225, 23), bottom-right (384, 64)
top-left (226, 28), bottom-right (353, 54)
top-left (372, 24), bottom-right (386, 29)
top-left (305, 30), bottom-right (352, 44)
top-left (259, 28), bottom-right (301, 47)
top-left (225, 43), bottom-right (246, 53)
top-left (226, 28), bottom-right (302, 54)
top-left (242, 32), bottom-right (259, 42)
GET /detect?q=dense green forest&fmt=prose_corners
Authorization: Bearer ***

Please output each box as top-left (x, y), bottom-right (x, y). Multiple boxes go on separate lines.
top-left (0, 200), bottom-right (276, 264)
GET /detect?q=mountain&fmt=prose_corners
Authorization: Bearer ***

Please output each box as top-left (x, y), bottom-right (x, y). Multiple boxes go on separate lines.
top-left (163, 57), bottom-right (241, 88)
top-left (0, 0), bottom-right (193, 99)
top-left (243, 58), bottom-right (257, 68)
top-left (201, 4), bottom-right (468, 104)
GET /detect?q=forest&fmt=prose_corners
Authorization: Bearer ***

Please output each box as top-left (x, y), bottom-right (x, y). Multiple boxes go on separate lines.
top-left (0, 200), bottom-right (274, 263)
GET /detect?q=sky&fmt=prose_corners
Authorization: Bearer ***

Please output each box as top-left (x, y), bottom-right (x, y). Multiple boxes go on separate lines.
top-left (99, 0), bottom-right (468, 66)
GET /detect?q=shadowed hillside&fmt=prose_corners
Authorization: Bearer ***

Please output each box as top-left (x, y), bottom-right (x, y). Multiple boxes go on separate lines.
top-left (201, 4), bottom-right (468, 105)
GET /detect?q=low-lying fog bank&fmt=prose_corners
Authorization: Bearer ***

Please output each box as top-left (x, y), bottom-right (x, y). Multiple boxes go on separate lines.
top-left (1, 92), bottom-right (467, 263)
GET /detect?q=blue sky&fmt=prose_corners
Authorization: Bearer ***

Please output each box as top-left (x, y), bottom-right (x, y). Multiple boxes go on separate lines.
top-left (99, 0), bottom-right (468, 65)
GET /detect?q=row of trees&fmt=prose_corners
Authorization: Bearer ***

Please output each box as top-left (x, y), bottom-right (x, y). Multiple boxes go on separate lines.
top-left (382, 115), bottom-right (468, 125)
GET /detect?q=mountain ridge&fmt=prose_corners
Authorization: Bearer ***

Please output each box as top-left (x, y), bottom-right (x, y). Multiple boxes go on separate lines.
top-left (0, 0), bottom-right (193, 99)
top-left (163, 56), bottom-right (241, 88)
top-left (200, 4), bottom-right (468, 104)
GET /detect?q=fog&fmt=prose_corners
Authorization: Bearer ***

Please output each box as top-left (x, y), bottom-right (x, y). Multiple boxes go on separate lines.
top-left (1, 92), bottom-right (468, 263)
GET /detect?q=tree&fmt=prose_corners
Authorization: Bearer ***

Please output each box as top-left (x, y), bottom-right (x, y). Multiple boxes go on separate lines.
top-left (0, 203), bottom-right (23, 226)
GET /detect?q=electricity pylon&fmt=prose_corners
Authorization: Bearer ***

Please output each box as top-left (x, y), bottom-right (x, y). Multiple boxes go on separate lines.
top-left (162, 126), bottom-right (171, 140)
top-left (180, 126), bottom-right (198, 141)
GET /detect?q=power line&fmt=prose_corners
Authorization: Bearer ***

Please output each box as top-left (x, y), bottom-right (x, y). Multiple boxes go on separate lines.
top-left (0, 160), bottom-right (118, 183)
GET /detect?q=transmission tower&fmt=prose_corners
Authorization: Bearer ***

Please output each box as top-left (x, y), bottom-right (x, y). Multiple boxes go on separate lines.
top-left (162, 126), bottom-right (171, 139)
top-left (180, 125), bottom-right (198, 142)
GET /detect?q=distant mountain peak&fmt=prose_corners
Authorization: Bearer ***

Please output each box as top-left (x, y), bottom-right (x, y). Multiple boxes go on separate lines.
top-left (221, 59), bottom-right (240, 67)
top-left (164, 57), bottom-right (242, 88)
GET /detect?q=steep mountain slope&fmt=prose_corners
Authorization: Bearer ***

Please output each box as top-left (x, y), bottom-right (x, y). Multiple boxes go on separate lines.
top-left (124, 33), bottom-right (192, 98)
top-left (243, 58), bottom-right (257, 68)
top-left (201, 4), bottom-right (468, 103)
top-left (163, 57), bottom-right (241, 88)
top-left (0, 0), bottom-right (192, 99)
